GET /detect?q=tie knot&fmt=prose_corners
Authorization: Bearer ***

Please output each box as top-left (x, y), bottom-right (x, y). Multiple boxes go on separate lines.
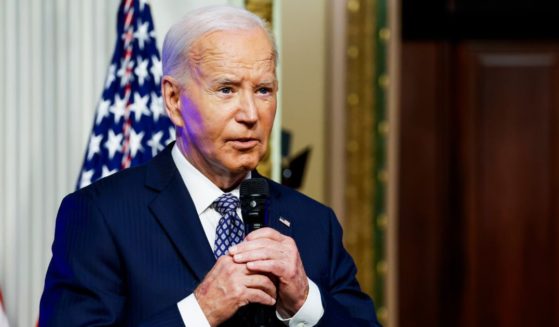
top-left (213, 193), bottom-right (239, 215)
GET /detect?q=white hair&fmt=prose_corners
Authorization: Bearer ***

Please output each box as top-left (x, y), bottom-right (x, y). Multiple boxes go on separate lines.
top-left (162, 5), bottom-right (277, 83)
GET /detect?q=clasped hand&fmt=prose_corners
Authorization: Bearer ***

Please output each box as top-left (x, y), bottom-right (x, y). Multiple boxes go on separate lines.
top-left (194, 227), bottom-right (309, 326)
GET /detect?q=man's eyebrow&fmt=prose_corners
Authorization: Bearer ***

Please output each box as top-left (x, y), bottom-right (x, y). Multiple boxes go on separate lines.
top-left (257, 79), bottom-right (276, 85)
top-left (212, 77), bottom-right (240, 85)
top-left (254, 79), bottom-right (278, 88)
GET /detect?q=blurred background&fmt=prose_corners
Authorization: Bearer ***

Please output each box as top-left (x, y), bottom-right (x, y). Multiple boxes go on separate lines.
top-left (1, 0), bottom-right (558, 326)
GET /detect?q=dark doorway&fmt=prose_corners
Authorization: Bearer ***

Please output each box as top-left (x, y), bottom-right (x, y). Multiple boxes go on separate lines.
top-left (398, 1), bottom-right (559, 326)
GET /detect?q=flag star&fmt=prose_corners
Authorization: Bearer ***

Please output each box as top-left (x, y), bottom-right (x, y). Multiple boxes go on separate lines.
top-left (167, 127), bottom-right (176, 145)
top-left (130, 92), bottom-right (150, 122)
top-left (79, 169), bottom-right (94, 189)
top-left (147, 131), bottom-right (164, 156)
top-left (129, 129), bottom-right (145, 157)
top-left (150, 93), bottom-right (164, 122)
top-left (150, 56), bottom-right (162, 84)
top-left (134, 58), bottom-right (150, 86)
top-left (139, 0), bottom-right (149, 11)
top-left (87, 134), bottom-right (103, 160)
top-left (105, 64), bottom-right (116, 88)
top-left (134, 20), bottom-right (151, 49)
top-left (105, 129), bottom-right (123, 159)
top-left (96, 99), bottom-right (111, 125)
top-left (110, 94), bottom-right (128, 123)
top-left (101, 165), bottom-right (117, 178)
top-left (117, 59), bottom-right (135, 86)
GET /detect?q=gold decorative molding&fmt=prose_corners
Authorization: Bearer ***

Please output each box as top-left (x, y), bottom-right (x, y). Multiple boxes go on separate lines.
top-left (245, 0), bottom-right (273, 25)
top-left (344, 0), bottom-right (377, 299)
top-left (343, 0), bottom-right (390, 324)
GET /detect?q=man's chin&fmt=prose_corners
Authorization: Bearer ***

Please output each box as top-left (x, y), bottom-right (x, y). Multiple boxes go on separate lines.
top-left (227, 157), bottom-right (259, 174)
top-left (232, 162), bottom-right (258, 174)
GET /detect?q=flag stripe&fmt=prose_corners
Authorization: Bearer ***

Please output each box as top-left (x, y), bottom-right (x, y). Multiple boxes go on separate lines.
top-left (120, 3), bottom-right (135, 169)
top-left (0, 287), bottom-right (9, 327)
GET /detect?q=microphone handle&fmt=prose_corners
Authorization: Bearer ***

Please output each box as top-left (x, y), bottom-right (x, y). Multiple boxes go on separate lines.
top-left (241, 202), bottom-right (272, 325)
top-left (237, 303), bottom-right (275, 327)
top-left (242, 197), bottom-right (267, 234)
top-left (245, 220), bottom-right (265, 234)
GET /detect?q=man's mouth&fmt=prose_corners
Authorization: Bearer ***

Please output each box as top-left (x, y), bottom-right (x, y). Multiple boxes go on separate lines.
top-left (228, 138), bottom-right (260, 150)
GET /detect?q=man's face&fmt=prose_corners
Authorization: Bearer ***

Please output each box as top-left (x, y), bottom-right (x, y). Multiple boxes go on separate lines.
top-left (173, 28), bottom-right (277, 186)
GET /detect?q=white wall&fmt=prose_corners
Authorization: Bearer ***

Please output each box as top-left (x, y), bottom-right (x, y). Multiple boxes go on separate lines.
top-left (0, 1), bottom-right (234, 325)
top-left (1, 1), bottom-right (116, 325)
top-left (280, 0), bottom-right (327, 202)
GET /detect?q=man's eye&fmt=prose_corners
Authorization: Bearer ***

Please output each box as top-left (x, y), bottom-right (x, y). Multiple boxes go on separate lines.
top-left (219, 87), bottom-right (233, 94)
top-left (257, 87), bottom-right (271, 95)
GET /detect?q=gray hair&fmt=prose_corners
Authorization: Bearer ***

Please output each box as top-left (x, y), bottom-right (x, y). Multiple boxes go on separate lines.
top-left (162, 5), bottom-right (278, 83)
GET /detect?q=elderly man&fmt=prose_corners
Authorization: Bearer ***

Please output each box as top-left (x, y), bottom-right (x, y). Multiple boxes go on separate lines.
top-left (40, 5), bottom-right (380, 327)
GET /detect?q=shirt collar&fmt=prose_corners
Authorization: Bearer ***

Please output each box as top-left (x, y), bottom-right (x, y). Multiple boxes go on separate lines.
top-left (171, 143), bottom-right (250, 215)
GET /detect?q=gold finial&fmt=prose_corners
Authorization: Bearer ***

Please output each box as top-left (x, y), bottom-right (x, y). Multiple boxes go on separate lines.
top-left (378, 74), bottom-right (389, 89)
top-left (378, 169), bottom-right (388, 183)
top-left (245, 0), bottom-right (273, 24)
top-left (378, 121), bottom-right (389, 135)
top-left (347, 46), bottom-right (360, 59)
top-left (379, 28), bottom-right (390, 42)
top-left (377, 307), bottom-right (388, 323)
top-left (376, 260), bottom-right (388, 275)
top-left (377, 213), bottom-right (388, 229)
top-left (347, 0), bottom-right (360, 12)
top-left (347, 93), bottom-right (360, 106)
top-left (346, 140), bottom-right (360, 153)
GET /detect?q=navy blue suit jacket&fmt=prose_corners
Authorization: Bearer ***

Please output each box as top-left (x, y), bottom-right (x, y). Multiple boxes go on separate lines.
top-left (40, 144), bottom-right (380, 326)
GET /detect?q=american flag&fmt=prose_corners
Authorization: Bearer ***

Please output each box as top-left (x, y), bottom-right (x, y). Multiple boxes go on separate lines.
top-left (77, 0), bottom-right (174, 189)
top-left (0, 287), bottom-right (8, 327)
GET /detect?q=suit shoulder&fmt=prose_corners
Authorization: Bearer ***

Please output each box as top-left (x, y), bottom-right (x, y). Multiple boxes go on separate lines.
top-left (267, 179), bottom-right (333, 215)
top-left (73, 164), bottom-right (149, 202)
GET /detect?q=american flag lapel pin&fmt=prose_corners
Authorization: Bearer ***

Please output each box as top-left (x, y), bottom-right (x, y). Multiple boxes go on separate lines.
top-left (279, 217), bottom-right (291, 228)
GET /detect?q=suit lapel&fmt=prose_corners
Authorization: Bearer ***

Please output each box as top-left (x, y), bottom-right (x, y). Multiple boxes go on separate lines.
top-left (267, 197), bottom-right (292, 238)
top-left (144, 151), bottom-right (292, 282)
top-left (146, 145), bottom-right (215, 282)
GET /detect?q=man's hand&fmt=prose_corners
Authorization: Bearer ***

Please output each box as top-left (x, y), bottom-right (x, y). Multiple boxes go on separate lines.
top-left (194, 254), bottom-right (277, 326)
top-left (229, 227), bottom-right (309, 318)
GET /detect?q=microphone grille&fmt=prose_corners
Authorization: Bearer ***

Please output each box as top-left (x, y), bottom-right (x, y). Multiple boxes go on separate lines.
top-left (240, 178), bottom-right (269, 197)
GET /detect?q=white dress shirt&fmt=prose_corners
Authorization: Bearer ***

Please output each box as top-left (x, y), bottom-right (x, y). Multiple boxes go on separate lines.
top-left (171, 145), bottom-right (323, 326)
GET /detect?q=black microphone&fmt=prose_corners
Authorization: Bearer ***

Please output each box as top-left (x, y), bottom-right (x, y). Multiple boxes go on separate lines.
top-left (238, 178), bottom-right (274, 327)
top-left (240, 178), bottom-right (269, 235)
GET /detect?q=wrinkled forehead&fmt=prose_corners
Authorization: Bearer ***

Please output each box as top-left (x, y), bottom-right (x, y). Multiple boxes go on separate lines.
top-left (187, 28), bottom-right (276, 72)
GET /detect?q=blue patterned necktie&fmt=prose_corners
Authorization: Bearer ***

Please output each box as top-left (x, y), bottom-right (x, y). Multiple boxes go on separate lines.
top-left (213, 193), bottom-right (245, 258)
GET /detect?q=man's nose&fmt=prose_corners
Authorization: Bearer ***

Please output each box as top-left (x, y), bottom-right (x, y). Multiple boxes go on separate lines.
top-left (237, 90), bottom-right (258, 124)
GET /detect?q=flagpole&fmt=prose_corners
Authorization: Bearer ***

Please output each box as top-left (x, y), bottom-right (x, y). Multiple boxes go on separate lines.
top-left (271, 0), bottom-right (282, 183)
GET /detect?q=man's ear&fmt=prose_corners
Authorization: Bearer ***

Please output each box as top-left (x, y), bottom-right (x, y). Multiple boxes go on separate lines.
top-left (162, 76), bottom-right (185, 127)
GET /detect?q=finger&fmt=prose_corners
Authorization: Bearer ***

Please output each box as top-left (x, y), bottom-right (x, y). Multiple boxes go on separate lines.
top-left (232, 245), bottom-right (287, 264)
top-left (245, 259), bottom-right (286, 276)
top-left (231, 234), bottom-right (292, 255)
top-left (244, 274), bottom-right (277, 298)
top-left (244, 227), bottom-right (285, 241)
top-left (212, 254), bottom-right (243, 275)
top-left (231, 238), bottom-right (284, 258)
top-left (243, 288), bottom-right (277, 306)
top-left (213, 256), bottom-right (278, 294)
top-left (215, 252), bottom-right (236, 266)
top-left (247, 258), bottom-right (305, 284)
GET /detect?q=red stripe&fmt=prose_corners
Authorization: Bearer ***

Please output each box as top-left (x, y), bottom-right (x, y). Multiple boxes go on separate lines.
top-left (120, 0), bottom-right (135, 168)
top-left (124, 0), bottom-right (133, 13)
top-left (125, 11), bottom-right (134, 30)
